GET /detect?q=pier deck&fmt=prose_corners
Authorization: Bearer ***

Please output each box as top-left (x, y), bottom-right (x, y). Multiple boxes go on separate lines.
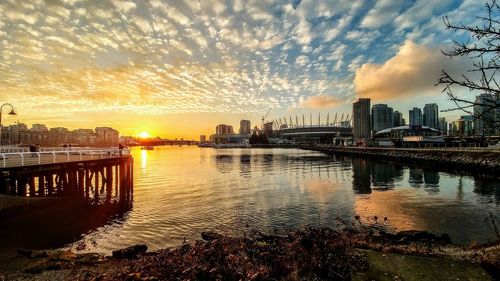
top-left (0, 148), bottom-right (133, 203)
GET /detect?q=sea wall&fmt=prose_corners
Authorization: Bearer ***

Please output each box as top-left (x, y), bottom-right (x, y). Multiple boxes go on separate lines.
top-left (305, 146), bottom-right (500, 174)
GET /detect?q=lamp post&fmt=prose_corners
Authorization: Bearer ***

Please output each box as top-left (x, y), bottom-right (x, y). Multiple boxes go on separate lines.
top-left (0, 103), bottom-right (17, 147)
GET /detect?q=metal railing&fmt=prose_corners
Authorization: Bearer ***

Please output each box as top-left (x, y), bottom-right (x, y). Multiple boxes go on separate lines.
top-left (0, 148), bottom-right (131, 168)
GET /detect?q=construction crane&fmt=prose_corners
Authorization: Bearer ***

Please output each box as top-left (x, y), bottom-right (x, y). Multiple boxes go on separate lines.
top-left (261, 108), bottom-right (272, 130)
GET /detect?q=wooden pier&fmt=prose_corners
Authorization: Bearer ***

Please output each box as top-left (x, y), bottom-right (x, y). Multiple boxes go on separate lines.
top-left (0, 149), bottom-right (133, 205)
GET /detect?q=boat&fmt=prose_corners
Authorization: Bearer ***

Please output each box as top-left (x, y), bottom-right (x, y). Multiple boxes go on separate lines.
top-left (141, 146), bottom-right (154, 150)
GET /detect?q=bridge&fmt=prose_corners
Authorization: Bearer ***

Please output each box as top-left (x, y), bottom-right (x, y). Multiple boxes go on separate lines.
top-left (0, 147), bottom-right (133, 205)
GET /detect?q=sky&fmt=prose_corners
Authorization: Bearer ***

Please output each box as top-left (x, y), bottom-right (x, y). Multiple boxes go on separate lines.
top-left (0, 0), bottom-right (488, 139)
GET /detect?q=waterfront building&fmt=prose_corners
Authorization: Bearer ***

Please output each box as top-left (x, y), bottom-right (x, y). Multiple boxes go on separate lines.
top-left (371, 104), bottom-right (393, 132)
top-left (31, 124), bottom-right (49, 132)
top-left (263, 122), bottom-right (273, 136)
top-left (353, 98), bottom-right (371, 139)
top-left (393, 111), bottom-right (404, 127)
top-left (0, 123), bottom-right (119, 146)
top-left (473, 93), bottom-right (497, 136)
top-left (409, 107), bottom-right (423, 126)
top-left (239, 120), bottom-right (251, 135)
top-left (215, 124), bottom-right (234, 135)
top-left (373, 125), bottom-right (442, 147)
top-left (423, 103), bottom-right (439, 129)
top-left (95, 127), bottom-right (119, 146)
top-left (438, 117), bottom-right (447, 135)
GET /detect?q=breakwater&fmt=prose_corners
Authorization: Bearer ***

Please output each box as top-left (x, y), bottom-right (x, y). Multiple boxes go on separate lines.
top-left (304, 146), bottom-right (500, 174)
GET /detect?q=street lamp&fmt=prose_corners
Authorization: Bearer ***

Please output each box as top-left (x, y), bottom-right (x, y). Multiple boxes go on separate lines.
top-left (0, 103), bottom-right (17, 147)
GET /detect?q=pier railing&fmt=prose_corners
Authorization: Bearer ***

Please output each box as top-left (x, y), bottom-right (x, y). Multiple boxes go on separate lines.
top-left (0, 148), bottom-right (131, 168)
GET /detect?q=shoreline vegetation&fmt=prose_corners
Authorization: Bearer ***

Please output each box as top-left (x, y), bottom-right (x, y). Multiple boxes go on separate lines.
top-left (1, 225), bottom-right (498, 281)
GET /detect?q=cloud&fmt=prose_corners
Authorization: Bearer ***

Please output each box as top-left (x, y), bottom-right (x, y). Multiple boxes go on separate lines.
top-left (301, 95), bottom-right (342, 108)
top-left (354, 40), bottom-right (464, 101)
top-left (360, 0), bottom-right (404, 28)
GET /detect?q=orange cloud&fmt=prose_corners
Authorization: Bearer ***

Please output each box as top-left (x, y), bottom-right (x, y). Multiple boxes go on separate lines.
top-left (354, 40), bottom-right (464, 101)
top-left (301, 95), bottom-right (342, 108)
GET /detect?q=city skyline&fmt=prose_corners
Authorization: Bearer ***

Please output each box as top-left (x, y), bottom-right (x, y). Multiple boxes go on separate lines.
top-left (0, 0), bottom-right (481, 139)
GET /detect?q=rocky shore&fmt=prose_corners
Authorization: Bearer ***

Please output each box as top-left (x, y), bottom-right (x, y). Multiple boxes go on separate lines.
top-left (306, 146), bottom-right (500, 174)
top-left (1, 227), bottom-right (498, 281)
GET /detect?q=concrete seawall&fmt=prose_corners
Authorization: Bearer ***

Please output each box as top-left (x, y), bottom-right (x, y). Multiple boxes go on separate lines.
top-left (304, 146), bottom-right (500, 174)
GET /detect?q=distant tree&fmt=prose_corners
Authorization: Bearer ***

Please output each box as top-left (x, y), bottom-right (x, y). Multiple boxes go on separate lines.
top-left (249, 132), bottom-right (269, 144)
top-left (258, 133), bottom-right (269, 144)
top-left (249, 133), bottom-right (259, 144)
top-left (438, 0), bottom-right (500, 132)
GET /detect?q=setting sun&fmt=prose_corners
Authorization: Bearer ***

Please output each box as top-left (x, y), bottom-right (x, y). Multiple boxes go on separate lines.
top-left (138, 131), bottom-right (150, 139)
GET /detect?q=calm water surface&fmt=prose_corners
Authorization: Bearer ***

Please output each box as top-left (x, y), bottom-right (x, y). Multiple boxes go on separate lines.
top-left (58, 146), bottom-right (500, 254)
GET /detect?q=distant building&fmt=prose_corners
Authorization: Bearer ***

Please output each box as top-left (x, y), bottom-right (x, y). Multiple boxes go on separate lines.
top-left (438, 117), bottom-right (447, 135)
top-left (0, 123), bottom-right (119, 146)
top-left (423, 103), bottom-right (439, 129)
top-left (263, 121), bottom-right (273, 136)
top-left (95, 127), bottom-right (119, 146)
top-left (448, 115), bottom-right (474, 136)
top-left (353, 98), bottom-right (371, 139)
top-left (371, 104), bottom-right (393, 132)
top-left (215, 124), bottom-right (234, 135)
top-left (409, 107), bottom-right (423, 126)
top-left (473, 94), bottom-right (497, 136)
top-left (393, 111), bottom-right (404, 127)
top-left (340, 120), bottom-right (351, 127)
top-left (239, 120), bottom-right (251, 135)
top-left (31, 124), bottom-right (49, 132)
top-left (200, 135), bottom-right (206, 142)
top-left (460, 115), bottom-right (474, 136)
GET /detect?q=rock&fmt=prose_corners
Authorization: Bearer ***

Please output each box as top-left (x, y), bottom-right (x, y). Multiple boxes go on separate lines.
top-left (112, 245), bottom-right (148, 259)
top-left (76, 253), bottom-right (105, 264)
top-left (17, 248), bottom-right (32, 257)
top-left (201, 232), bottom-right (223, 241)
top-left (125, 272), bottom-right (142, 281)
top-left (395, 230), bottom-right (452, 244)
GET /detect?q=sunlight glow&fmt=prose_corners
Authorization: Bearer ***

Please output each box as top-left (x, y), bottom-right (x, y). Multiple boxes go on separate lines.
top-left (138, 131), bottom-right (150, 138)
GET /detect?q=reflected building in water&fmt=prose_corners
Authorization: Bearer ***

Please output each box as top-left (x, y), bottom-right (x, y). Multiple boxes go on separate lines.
top-left (371, 162), bottom-right (403, 190)
top-left (423, 171), bottom-right (440, 194)
top-left (351, 158), bottom-right (372, 194)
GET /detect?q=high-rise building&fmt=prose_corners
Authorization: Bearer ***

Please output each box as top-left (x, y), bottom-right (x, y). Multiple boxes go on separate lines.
top-left (438, 117), bottom-right (447, 135)
top-left (371, 104), bottom-right (393, 132)
top-left (461, 115), bottom-right (474, 135)
top-left (423, 103), bottom-right (439, 129)
top-left (474, 94), bottom-right (497, 136)
top-left (239, 120), bottom-right (251, 135)
top-left (353, 98), bottom-right (371, 139)
top-left (393, 111), bottom-right (404, 127)
top-left (263, 122), bottom-right (273, 136)
top-left (215, 124), bottom-right (234, 135)
top-left (409, 107), bottom-right (423, 126)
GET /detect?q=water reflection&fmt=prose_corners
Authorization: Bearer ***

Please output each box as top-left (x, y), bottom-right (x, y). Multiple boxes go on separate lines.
top-left (0, 199), bottom-right (132, 261)
top-left (3, 147), bottom-right (499, 258)
top-left (352, 158), bottom-right (371, 194)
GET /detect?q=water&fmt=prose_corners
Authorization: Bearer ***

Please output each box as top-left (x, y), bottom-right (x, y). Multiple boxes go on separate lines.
top-left (2, 147), bottom-right (500, 257)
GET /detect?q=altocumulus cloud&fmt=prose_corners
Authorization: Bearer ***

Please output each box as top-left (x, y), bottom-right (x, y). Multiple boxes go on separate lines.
top-left (354, 40), bottom-right (465, 101)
